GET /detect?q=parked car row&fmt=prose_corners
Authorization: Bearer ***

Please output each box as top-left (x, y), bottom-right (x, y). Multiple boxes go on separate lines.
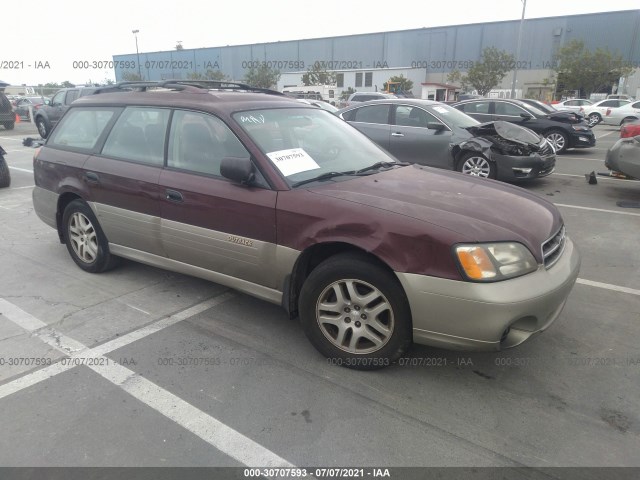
top-left (337, 99), bottom-right (556, 180)
top-left (605, 120), bottom-right (640, 179)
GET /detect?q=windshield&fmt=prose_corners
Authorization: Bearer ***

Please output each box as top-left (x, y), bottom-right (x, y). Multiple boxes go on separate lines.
top-left (233, 108), bottom-right (398, 186)
top-left (428, 103), bottom-right (479, 128)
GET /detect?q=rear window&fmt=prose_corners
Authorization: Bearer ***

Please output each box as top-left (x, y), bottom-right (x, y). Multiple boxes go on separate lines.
top-left (48, 108), bottom-right (116, 150)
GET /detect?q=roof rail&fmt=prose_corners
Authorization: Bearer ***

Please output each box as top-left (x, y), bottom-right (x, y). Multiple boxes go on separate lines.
top-left (92, 80), bottom-right (285, 96)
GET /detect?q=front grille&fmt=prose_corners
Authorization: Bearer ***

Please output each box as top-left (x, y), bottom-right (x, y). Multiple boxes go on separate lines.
top-left (542, 225), bottom-right (566, 268)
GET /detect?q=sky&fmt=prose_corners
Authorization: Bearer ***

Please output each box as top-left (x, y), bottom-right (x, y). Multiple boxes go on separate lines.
top-left (2, 0), bottom-right (639, 86)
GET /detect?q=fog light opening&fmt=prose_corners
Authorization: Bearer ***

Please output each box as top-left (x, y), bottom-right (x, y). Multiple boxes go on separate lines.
top-left (500, 327), bottom-right (511, 343)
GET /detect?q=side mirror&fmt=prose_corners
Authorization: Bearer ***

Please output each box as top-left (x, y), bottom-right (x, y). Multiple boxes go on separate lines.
top-left (221, 157), bottom-right (255, 185)
top-left (427, 122), bottom-right (446, 131)
top-left (520, 113), bottom-right (533, 120)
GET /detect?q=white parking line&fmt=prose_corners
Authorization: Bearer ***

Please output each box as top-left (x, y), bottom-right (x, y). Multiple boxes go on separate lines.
top-left (554, 203), bottom-right (640, 217)
top-left (557, 157), bottom-right (604, 162)
top-left (577, 279), bottom-right (640, 296)
top-left (8, 167), bottom-right (33, 174)
top-left (0, 137), bottom-right (24, 142)
top-left (596, 131), bottom-right (617, 139)
top-left (0, 292), bottom-right (295, 467)
top-left (552, 173), bottom-right (639, 182)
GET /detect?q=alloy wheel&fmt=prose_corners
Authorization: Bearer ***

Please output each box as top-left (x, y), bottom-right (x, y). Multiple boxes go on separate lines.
top-left (461, 156), bottom-right (491, 177)
top-left (68, 212), bottom-right (98, 263)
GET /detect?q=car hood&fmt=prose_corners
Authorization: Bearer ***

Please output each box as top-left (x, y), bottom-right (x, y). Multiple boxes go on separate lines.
top-left (466, 121), bottom-right (541, 147)
top-left (544, 110), bottom-right (584, 124)
top-left (309, 165), bottom-right (562, 262)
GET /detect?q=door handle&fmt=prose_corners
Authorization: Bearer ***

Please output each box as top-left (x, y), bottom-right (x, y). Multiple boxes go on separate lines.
top-left (391, 132), bottom-right (404, 137)
top-left (165, 189), bottom-right (184, 203)
top-left (85, 172), bottom-right (99, 183)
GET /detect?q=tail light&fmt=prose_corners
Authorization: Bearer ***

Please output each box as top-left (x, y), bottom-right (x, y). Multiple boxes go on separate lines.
top-left (620, 123), bottom-right (640, 138)
top-left (606, 109), bottom-right (612, 116)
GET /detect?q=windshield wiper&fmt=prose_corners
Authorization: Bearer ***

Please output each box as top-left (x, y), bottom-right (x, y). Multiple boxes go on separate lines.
top-left (292, 170), bottom-right (356, 188)
top-left (355, 161), bottom-right (409, 174)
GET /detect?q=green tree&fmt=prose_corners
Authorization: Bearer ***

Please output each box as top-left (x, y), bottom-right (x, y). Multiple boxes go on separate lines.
top-left (553, 40), bottom-right (633, 97)
top-left (446, 70), bottom-right (463, 85)
top-left (187, 69), bottom-right (229, 81)
top-left (301, 63), bottom-right (336, 86)
top-left (340, 87), bottom-right (356, 100)
top-left (244, 64), bottom-right (280, 89)
top-left (460, 47), bottom-right (514, 96)
top-left (383, 75), bottom-right (413, 93)
top-left (121, 72), bottom-right (144, 81)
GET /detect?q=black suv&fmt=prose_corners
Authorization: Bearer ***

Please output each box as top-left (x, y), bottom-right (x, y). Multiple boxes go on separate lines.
top-left (34, 86), bottom-right (100, 138)
top-left (453, 98), bottom-right (595, 153)
top-left (0, 83), bottom-right (15, 130)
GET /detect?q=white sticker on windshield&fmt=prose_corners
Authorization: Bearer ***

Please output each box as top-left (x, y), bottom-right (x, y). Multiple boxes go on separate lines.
top-left (433, 106), bottom-right (448, 113)
top-left (267, 148), bottom-right (321, 176)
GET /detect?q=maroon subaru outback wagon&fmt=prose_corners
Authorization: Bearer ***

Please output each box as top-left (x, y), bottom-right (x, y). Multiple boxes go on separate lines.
top-left (32, 81), bottom-right (580, 369)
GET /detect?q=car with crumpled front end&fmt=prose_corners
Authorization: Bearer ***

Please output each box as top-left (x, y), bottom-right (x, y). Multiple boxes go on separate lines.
top-left (337, 99), bottom-right (555, 181)
top-left (453, 98), bottom-right (595, 154)
top-left (31, 80), bottom-right (581, 369)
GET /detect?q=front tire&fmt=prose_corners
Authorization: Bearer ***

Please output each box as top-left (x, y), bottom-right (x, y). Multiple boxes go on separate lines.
top-left (62, 199), bottom-right (119, 273)
top-left (3, 122), bottom-right (14, 130)
top-left (588, 113), bottom-right (601, 127)
top-left (545, 129), bottom-right (569, 154)
top-left (299, 254), bottom-right (412, 370)
top-left (457, 152), bottom-right (496, 179)
top-left (0, 156), bottom-right (10, 188)
top-left (36, 117), bottom-right (49, 138)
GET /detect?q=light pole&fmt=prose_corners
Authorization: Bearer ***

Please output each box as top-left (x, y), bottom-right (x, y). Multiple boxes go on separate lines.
top-left (510, 0), bottom-right (526, 99)
top-left (132, 29), bottom-right (141, 78)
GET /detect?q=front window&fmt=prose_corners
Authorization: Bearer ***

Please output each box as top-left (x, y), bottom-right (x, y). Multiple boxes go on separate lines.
top-left (426, 103), bottom-right (478, 128)
top-left (233, 108), bottom-right (397, 186)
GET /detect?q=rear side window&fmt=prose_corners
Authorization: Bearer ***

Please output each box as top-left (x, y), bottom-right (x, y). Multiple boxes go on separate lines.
top-left (460, 102), bottom-right (490, 114)
top-left (48, 108), bottom-right (116, 150)
top-left (350, 104), bottom-right (390, 124)
top-left (102, 107), bottom-right (169, 165)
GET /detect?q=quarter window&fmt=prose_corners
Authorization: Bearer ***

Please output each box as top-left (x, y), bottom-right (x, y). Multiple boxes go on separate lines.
top-left (168, 110), bottom-right (250, 177)
top-left (48, 108), bottom-right (116, 150)
top-left (102, 107), bottom-right (170, 166)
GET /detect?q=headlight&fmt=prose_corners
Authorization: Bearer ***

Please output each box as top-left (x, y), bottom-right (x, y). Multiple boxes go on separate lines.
top-left (572, 125), bottom-right (590, 131)
top-left (454, 243), bottom-right (538, 282)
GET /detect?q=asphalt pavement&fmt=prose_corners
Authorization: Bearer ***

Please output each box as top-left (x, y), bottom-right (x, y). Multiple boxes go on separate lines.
top-left (0, 121), bottom-right (638, 478)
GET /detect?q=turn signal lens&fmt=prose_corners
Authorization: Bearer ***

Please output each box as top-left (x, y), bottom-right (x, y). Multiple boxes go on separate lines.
top-left (455, 243), bottom-right (538, 282)
top-left (456, 247), bottom-right (497, 280)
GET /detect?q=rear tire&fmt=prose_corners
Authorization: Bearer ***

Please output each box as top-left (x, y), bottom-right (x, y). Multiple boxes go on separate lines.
top-left (3, 122), bottom-right (14, 130)
top-left (62, 199), bottom-right (119, 273)
top-left (588, 113), bottom-right (601, 127)
top-left (299, 253), bottom-right (412, 370)
top-left (0, 156), bottom-right (10, 188)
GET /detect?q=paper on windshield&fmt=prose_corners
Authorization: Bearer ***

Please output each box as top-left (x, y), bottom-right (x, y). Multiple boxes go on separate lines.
top-left (433, 106), bottom-right (449, 114)
top-left (267, 148), bottom-right (321, 176)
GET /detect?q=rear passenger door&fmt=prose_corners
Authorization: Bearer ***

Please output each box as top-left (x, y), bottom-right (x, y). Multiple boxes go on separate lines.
top-left (158, 110), bottom-right (278, 288)
top-left (341, 104), bottom-right (391, 150)
top-left (83, 106), bottom-right (169, 256)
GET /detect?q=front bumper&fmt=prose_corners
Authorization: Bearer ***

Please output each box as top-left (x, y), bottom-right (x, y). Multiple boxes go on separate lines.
top-left (568, 130), bottom-right (596, 148)
top-left (494, 152), bottom-right (556, 180)
top-left (396, 237), bottom-right (580, 351)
